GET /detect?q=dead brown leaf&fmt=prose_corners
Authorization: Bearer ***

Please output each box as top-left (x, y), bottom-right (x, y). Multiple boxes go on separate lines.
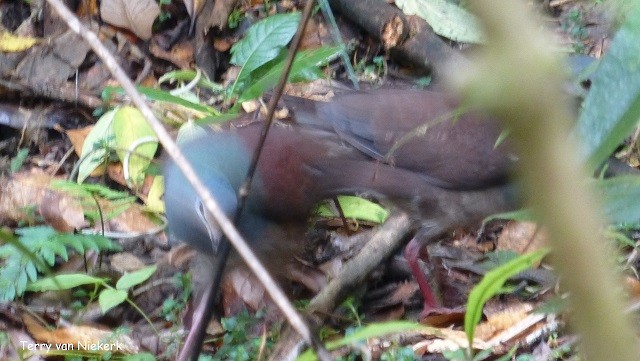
top-left (204, 0), bottom-right (240, 31)
top-left (106, 163), bottom-right (155, 197)
top-left (222, 267), bottom-right (270, 314)
top-left (149, 41), bottom-right (194, 69)
top-left (414, 327), bottom-right (489, 355)
top-left (100, 0), bottom-right (160, 40)
top-left (39, 189), bottom-right (86, 232)
top-left (110, 252), bottom-right (146, 274)
top-left (475, 303), bottom-right (533, 341)
top-left (496, 221), bottom-right (547, 255)
top-left (0, 170), bottom-right (87, 231)
top-left (65, 126), bottom-right (92, 157)
top-left (299, 17), bottom-right (331, 50)
top-left (91, 198), bottom-right (160, 235)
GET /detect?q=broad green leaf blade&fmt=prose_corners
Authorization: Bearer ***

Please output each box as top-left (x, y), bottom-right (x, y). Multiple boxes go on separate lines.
top-left (78, 108), bottom-right (117, 183)
top-left (230, 12), bottom-right (301, 94)
top-left (104, 86), bottom-right (220, 115)
top-left (396, 0), bottom-right (484, 44)
top-left (116, 265), bottom-right (157, 290)
top-left (464, 249), bottom-right (549, 346)
top-left (99, 288), bottom-right (128, 314)
top-left (239, 45), bottom-right (342, 102)
top-left (576, 4), bottom-right (640, 171)
top-left (315, 195), bottom-right (389, 224)
top-left (112, 106), bottom-right (158, 186)
top-left (52, 180), bottom-right (131, 200)
top-left (597, 175), bottom-right (640, 226)
top-left (146, 175), bottom-right (165, 213)
top-left (230, 12), bottom-right (301, 68)
top-left (27, 274), bottom-right (105, 291)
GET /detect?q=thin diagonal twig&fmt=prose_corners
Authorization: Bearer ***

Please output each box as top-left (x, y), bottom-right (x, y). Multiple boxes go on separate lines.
top-left (44, 1), bottom-right (322, 359)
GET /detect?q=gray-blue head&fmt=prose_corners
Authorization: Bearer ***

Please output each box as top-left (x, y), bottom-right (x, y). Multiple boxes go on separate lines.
top-left (164, 133), bottom-right (251, 253)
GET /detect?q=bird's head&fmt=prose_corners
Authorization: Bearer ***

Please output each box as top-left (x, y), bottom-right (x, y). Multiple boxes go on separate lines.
top-left (164, 132), bottom-right (252, 254)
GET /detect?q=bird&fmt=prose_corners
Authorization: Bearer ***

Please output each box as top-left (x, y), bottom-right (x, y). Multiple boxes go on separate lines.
top-left (288, 90), bottom-right (512, 190)
top-left (163, 88), bottom-right (518, 319)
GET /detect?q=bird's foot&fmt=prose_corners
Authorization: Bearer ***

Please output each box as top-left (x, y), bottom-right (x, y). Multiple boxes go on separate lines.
top-left (404, 236), bottom-right (440, 309)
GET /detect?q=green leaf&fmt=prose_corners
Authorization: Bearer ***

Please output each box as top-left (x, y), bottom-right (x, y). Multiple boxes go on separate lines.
top-left (297, 321), bottom-right (427, 360)
top-left (104, 86), bottom-right (220, 115)
top-left (78, 108), bottom-right (117, 183)
top-left (395, 0), bottom-right (484, 44)
top-left (53, 180), bottom-right (132, 200)
top-left (116, 265), bottom-right (157, 290)
top-left (576, 4), bottom-right (640, 171)
top-left (25, 262), bottom-right (37, 282)
top-left (26, 274), bottom-right (105, 291)
top-left (99, 288), bottom-right (129, 314)
top-left (597, 175), bottom-right (640, 225)
top-left (315, 195), bottom-right (389, 224)
top-left (112, 106), bottom-right (159, 186)
top-left (230, 12), bottom-right (301, 94)
top-left (230, 12), bottom-right (300, 67)
top-left (46, 240), bottom-right (68, 263)
top-left (52, 233), bottom-right (120, 253)
top-left (10, 148), bottom-right (29, 173)
top-left (0, 227), bottom-right (118, 301)
top-left (464, 249), bottom-right (549, 347)
top-left (239, 45), bottom-right (342, 102)
top-left (482, 208), bottom-right (535, 224)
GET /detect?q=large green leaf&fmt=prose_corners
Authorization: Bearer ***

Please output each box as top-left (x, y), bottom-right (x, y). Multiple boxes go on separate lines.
top-left (576, 4), bottom-right (640, 171)
top-left (78, 108), bottom-right (117, 183)
top-left (315, 195), bottom-right (389, 224)
top-left (112, 106), bottom-right (158, 186)
top-left (116, 265), bottom-right (157, 290)
top-left (464, 249), bottom-right (549, 347)
top-left (99, 288), bottom-right (128, 314)
top-left (230, 12), bottom-right (301, 95)
top-left (103, 86), bottom-right (220, 115)
top-left (396, 0), bottom-right (484, 44)
top-left (239, 45), bottom-right (342, 102)
top-left (597, 175), bottom-right (640, 226)
top-left (26, 274), bottom-right (106, 291)
top-left (230, 12), bottom-right (301, 67)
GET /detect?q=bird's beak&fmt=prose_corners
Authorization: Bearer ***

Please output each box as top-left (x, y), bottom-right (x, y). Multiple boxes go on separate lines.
top-left (196, 198), bottom-right (224, 253)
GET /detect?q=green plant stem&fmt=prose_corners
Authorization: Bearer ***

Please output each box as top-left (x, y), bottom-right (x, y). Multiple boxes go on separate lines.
top-left (455, 1), bottom-right (639, 360)
top-left (317, 0), bottom-right (359, 89)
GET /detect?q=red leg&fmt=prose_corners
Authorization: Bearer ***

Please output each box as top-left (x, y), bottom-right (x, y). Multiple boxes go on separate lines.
top-left (404, 236), bottom-right (439, 313)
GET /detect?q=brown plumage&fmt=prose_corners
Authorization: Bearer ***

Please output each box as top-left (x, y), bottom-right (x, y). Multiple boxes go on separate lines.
top-left (164, 88), bottom-right (517, 317)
